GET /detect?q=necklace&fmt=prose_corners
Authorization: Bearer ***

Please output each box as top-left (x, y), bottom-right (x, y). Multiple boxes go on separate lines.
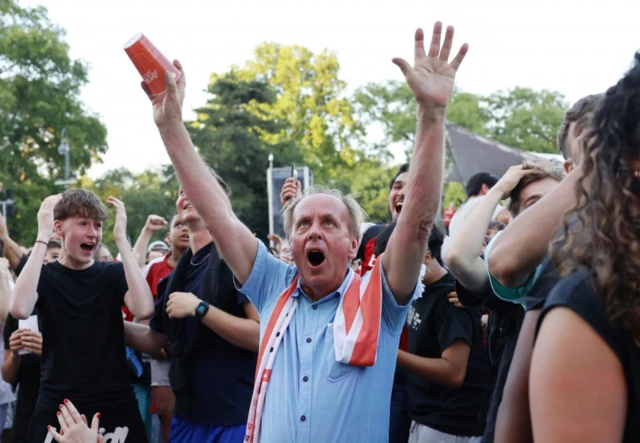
top-left (190, 252), bottom-right (211, 266)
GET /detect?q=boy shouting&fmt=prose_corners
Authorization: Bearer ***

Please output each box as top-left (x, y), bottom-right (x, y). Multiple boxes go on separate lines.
top-left (10, 189), bottom-right (154, 443)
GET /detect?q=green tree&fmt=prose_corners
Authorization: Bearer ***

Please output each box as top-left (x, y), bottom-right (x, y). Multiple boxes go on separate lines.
top-left (0, 0), bottom-right (107, 245)
top-left (82, 166), bottom-right (179, 252)
top-left (200, 47), bottom-right (399, 232)
top-left (229, 43), bottom-right (367, 186)
top-left (486, 87), bottom-right (567, 153)
top-left (353, 80), bottom-right (567, 155)
top-left (187, 74), bottom-right (298, 239)
top-left (352, 80), bottom-right (416, 157)
top-left (353, 81), bottom-right (491, 158)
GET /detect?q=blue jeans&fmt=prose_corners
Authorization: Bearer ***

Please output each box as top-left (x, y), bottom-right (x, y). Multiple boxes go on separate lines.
top-left (169, 417), bottom-right (245, 443)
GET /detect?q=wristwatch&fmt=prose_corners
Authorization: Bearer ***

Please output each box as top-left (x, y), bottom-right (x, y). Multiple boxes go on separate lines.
top-left (194, 301), bottom-right (210, 321)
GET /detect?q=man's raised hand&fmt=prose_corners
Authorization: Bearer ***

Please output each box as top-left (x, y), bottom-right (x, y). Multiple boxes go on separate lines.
top-left (393, 22), bottom-right (468, 110)
top-left (141, 59), bottom-right (186, 129)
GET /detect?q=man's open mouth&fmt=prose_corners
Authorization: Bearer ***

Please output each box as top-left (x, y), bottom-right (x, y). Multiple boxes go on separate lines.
top-left (307, 250), bottom-right (325, 267)
top-left (395, 201), bottom-right (404, 215)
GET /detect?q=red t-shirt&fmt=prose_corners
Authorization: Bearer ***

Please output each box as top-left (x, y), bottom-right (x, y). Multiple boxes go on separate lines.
top-left (122, 255), bottom-right (174, 321)
top-left (145, 255), bottom-right (174, 300)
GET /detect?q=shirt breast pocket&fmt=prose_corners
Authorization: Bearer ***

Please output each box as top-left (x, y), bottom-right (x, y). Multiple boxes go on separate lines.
top-left (325, 323), bottom-right (362, 383)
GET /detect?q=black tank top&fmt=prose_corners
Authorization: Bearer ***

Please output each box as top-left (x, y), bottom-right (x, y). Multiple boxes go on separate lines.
top-left (538, 268), bottom-right (640, 441)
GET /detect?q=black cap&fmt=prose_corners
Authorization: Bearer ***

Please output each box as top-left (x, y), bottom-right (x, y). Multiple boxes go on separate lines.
top-left (465, 172), bottom-right (499, 197)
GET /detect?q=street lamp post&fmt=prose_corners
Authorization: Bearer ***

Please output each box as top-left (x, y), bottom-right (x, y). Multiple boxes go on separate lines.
top-left (55, 128), bottom-right (73, 189)
top-left (267, 153), bottom-right (274, 247)
top-left (0, 188), bottom-right (14, 219)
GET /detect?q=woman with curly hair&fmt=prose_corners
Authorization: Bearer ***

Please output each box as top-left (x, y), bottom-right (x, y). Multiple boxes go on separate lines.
top-left (530, 52), bottom-right (640, 442)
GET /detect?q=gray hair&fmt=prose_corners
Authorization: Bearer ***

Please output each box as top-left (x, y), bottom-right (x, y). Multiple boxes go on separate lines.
top-left (282, 186), bottom-right (367, 240)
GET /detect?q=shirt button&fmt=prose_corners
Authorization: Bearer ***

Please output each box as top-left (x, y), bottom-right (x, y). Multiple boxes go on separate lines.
top-left (312, 305), bottom-right (318, 310)
top-left (306, 337), bottom-right (312, 343)
top-left (303, 376), bottom-right (309, 382)
top-left (300, 415), bottom-right (307, 422)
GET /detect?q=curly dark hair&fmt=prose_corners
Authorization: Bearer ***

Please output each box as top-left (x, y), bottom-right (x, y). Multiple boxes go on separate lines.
top-left (552, 52), bottom-right (640, 342)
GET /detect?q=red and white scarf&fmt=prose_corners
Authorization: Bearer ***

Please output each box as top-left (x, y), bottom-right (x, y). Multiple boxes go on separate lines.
top-left (244, 254), bottom-right (385, 443)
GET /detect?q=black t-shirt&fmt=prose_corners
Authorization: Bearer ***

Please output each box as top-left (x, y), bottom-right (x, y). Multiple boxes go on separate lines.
top-left (35, 260), bottom-right (135, 410)
top-left (538, 268), bottom-right (640, 441)
top-left (455, 272), bottom-right (524, 443)
top-left (149, 244), bottom-right (256, 426)
top-left (3, 313), bottom-right (41, 443)
top-left (407, 273), bottom-right (492, 437)
top-left (525, 254), bottom-right (560, 312)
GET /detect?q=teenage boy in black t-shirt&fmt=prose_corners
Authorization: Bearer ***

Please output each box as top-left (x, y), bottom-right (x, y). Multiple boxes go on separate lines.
top-left (9, 190), bottom-right (155, 443)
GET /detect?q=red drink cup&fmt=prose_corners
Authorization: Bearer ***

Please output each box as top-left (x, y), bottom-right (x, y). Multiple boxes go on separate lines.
top-left (124, 33), bottom-right (181, 95)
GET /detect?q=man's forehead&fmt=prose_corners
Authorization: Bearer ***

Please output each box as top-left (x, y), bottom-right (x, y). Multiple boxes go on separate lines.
top-left (393, 172), bottom-right (409, 184)
top-left (294, 194), bottom-right (348, 217)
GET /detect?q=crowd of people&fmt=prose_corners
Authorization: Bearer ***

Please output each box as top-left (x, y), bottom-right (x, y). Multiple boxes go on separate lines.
top-left (0, 20), bottom-right (638, 443)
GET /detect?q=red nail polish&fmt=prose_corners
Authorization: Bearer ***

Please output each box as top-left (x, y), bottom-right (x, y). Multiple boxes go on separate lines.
top-left (47, 425), bottom-right (51, 430)
top-left (59, 404), bottom-right (64, 409)
top-left (97, 412), bottom-right (101, 418)
top-left (57, 412), bottom-right (61, 416)
top-left (64, 399), bottom-right (69, 403)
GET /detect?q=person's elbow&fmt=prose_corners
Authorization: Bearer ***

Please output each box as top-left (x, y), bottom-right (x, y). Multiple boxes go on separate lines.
top-left (10, 302), bottom-right (30, 320)
top-left (444, 247), bottom-right (469, 277)
top-left (1, 363), bottom-right (16, 386)
top-left (487, 246), bottom-right (522, 288)
top-left (445, 365), bottom-right (467, 389)
top-left (134, 305), bottom-right (154, 321)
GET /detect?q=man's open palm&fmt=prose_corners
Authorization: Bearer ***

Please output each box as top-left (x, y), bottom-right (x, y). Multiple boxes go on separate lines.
top-left (393, 22), bottom-right (468, 108)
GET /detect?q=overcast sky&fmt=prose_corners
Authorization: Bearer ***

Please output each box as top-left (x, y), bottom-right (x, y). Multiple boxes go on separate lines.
top-left (21, 0), bottom-right (640, 178)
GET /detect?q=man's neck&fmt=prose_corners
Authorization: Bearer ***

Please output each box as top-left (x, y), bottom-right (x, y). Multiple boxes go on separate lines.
top-left (189, 228), bottom-right (214, 255)
top-left (424, 263), bottom-right (448, 286)
top-left (59, 253), bottom-right (94, 271)
top-left (300, 269), bottom-right (350, 303)
top-left (168, 248), bottom-right (186, 267)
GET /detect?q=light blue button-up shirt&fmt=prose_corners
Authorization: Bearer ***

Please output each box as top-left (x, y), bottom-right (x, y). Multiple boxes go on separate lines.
top-left (237, 241), bottom-right (419, 443)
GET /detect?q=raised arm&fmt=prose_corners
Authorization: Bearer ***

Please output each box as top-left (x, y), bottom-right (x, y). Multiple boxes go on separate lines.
top-left (144, 62), bottom-right (257, 285)
top-left (383, 22), bottom-right (468, 303)
top-left (133, 215), bottom-right (168, 268)
top-left (488, 166), bottom-right (582, 288)
top-left (446, 165), bottom-right (534, 293)
top-left (108, 197), bottom-right (154, 319)
top-left (0, 212), bottom-right (25, 272)
top-left (11, 195), bottom-right (61, 320)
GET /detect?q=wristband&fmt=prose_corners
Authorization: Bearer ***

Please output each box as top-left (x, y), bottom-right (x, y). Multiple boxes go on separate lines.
top-left (35, 240), bottom-right (48, 247)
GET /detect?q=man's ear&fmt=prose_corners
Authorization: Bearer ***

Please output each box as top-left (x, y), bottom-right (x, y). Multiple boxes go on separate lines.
top-left (348, 237), bottom-right (359, 261)
top-left (564, 160), bottom-right (574, 174)
top-left (423, 251), bottom-right (432, 266)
